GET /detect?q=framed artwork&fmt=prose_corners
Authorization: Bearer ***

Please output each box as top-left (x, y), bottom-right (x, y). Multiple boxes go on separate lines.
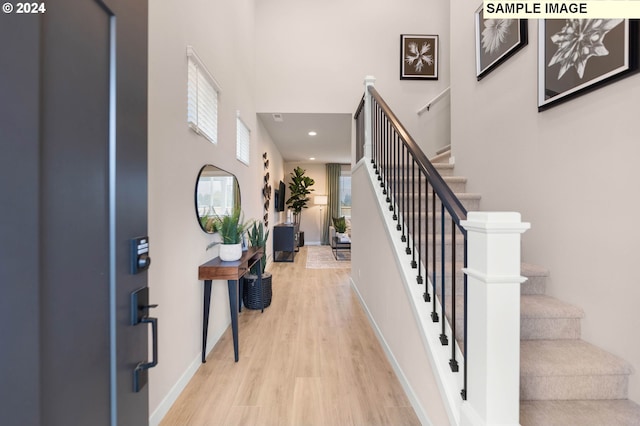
top-left (475, 6), bottom-right (527, 80)
top-left (538, 19), bottom-right (639, 111)
top-left (400, 34), bottom-right (438, 80)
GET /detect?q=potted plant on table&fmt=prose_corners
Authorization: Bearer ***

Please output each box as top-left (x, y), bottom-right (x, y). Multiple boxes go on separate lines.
top-left (206, 209), bottom-right (251, 262)
top-left (243, 222), bottom-right (272, 309)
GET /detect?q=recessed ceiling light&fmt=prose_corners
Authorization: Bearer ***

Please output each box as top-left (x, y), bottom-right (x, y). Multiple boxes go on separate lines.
top-left (309, 157), bottom-right (316, 161)
top-left (308, 131), bottom-right (317, 136)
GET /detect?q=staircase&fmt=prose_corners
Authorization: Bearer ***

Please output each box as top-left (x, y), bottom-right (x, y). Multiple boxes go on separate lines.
top-left (429, 147), bottom-right (640, 425)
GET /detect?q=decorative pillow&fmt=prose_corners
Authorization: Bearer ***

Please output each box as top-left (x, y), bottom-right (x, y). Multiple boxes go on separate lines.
top-left (337, 233), bottom-right (351, 243)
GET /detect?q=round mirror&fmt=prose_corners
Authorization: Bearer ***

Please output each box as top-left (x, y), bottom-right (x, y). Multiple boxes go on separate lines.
top-left (195, 165), bottom-right (241, 233)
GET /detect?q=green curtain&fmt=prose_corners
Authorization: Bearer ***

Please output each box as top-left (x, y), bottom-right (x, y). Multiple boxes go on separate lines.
top-left (322, 163), bottom-right (341, 245)
top-left (233, 181), bottom-right (241, 214)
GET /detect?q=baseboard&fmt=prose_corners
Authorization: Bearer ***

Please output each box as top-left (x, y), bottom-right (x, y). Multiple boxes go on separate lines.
top-left (149, 326), bottom-right (226, 426)
top-left (350, 277), bottom-right (433, 426)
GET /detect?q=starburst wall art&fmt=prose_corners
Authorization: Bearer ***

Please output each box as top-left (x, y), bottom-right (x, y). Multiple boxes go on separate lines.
top-left (475, 5), bottom-right (528, 80)
top-left (401, 34), bottom-right (438, 80)
top-left (538, 19), bottom-right (639, 111)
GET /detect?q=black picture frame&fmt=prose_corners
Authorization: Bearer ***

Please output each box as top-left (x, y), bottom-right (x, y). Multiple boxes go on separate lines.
top-left (400, 34), bottom-right (438, 80)
top-left (538, 19), bottom-right (639, 111)
top-left (475, 6), bottom-right (527, 80)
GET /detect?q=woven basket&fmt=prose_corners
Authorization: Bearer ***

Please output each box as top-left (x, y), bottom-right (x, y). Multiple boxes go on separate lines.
top-left (243, 273), bottom-right (272, 310)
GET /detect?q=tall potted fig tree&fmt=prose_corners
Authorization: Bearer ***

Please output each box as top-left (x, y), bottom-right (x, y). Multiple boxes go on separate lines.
top-left (286, 166), bottom-right (315, 226)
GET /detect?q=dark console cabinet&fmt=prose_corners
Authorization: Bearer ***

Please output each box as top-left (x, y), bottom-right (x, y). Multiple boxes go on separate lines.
top-left (273, 223), bottom-right (299, 262)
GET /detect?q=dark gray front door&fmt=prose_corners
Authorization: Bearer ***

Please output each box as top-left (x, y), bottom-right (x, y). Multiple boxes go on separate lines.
top-left (0, 0), bottom-right (149, 425)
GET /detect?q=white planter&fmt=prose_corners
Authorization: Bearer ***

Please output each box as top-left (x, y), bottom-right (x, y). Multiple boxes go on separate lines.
top-left (219, 243), bottom-right (242, 262)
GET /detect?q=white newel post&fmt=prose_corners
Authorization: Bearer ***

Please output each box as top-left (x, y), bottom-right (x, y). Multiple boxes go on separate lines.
top-left (460, 212), bottom-right (530, 426)
top-left (363, 75), bottom-right (376, 159)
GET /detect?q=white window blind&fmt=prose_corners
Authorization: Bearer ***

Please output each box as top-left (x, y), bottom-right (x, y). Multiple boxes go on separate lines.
top-left (187, 46), bottom-right (221, 144)
top-left (236, 113), bottom-right (250, 165)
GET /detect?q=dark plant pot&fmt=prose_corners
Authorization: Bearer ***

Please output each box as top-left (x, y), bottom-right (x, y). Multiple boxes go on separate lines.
top-left (243, 272), bottom-right (272, 310)
top-left (298, 231), bottom-right (305, 247)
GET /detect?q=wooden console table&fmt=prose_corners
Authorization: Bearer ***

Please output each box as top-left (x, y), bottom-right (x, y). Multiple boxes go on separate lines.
top-left (198, 247), bottom-right (264, 363)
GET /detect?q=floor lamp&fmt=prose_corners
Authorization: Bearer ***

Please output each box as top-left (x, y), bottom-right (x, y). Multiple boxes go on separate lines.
top-left (314, 195), bottom-right (328, 244)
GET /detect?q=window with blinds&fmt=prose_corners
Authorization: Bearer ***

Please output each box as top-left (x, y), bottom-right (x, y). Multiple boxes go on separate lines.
top-left (236, 113), bottom-right (250, 165)
top-left (187, 46), bottom-right (221, 144)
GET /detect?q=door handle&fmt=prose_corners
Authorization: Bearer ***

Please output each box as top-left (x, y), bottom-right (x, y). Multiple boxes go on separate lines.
top-left (133, 316), bottom-right (158, 392)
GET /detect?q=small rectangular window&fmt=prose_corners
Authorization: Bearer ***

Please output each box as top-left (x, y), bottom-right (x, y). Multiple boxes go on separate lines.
top-left (236, 113), bottom-right (250, 165)
top-left (187, 46), bottom-right (221, 144)
top-left (339, 171), bottom-right (351, 218)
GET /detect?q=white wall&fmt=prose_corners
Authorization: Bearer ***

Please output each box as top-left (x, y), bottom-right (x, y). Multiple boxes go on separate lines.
top-left (283, 162), bottom-right (327, 245)
top-left (148, 0), bottom-right (284, 419)
top-left (255, 0), bottom-right (451, 155)
top-left (351, 163), bottom-right (451, 426)
top-left (257, 118), bottom-right (286, 263)
top-left (450, 1), bottom-right (640, 402)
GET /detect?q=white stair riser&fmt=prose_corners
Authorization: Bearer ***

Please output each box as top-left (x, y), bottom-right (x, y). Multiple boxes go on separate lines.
top-left (521, 318), bottom-right (581, 340)
top-left (521, 375), bottom-right (629, 401)
top-left (521, 276), bottom-right (547, 295)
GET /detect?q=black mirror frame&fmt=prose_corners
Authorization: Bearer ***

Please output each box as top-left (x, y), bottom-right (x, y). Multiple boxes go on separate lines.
top-left (194, 164), bottom-right (241, 234)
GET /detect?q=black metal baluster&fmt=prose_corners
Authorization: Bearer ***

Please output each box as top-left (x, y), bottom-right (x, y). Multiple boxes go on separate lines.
top-left (396, 134), bottom-right (400, 222)
top-left (403, 144), bottom-right (410, 249)
top-left (461, 235), bottom-right (468, 400)
top-left (377, 105), bottom-right (381, 172)
top-left (417, 168), bottom-right (423, 286)
top-left (423, 178), bottom-right (429, 299)
top-left (381, 112), bottom-right (386, 191)
top-left (371, 96), bottom-right (376, 167)
top-left (431, 188), bottom-right (438, 322)
top-left (440, 202), bottom-right (448, 345)
top-left (384, 117), bottom-right (389, 196)
top-left (411, 159), bottom-right (417, 269)
top-left (389, 131), bottom-right (398, 215)
top-left (450, 221), bottom-right (459, 371)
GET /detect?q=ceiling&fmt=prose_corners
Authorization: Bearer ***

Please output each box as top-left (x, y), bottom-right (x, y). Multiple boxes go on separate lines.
top-left (257, 113), bottom-right (352, 164)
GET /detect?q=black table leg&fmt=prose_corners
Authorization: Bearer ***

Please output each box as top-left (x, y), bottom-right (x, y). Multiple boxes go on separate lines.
top-left (202, 279), bottom-right (212, 363)
top-left (257, 259), bottom-right (264, 313)
top-left (227, 279), bottom-right (239, 362)
top-left (239, 277), bottom-right (243, 313)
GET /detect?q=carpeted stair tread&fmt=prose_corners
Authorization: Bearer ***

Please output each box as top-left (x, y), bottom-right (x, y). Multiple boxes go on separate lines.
top-left (521, 295), bottom-right (584, 319)
top-left (521, 263), bottom-right (549, 295)
top-left (429, 150), bottom-right (451, 164)
top-left (520, 399), bottom-right (640, 426)
top-left (521, 339), bottom-right (632, 377)
top-left (521, 340), bottom-right (632, 400)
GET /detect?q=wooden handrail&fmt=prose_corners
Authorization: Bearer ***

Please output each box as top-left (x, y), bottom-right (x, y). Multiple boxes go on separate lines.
top-left (417, 87), bottom-right (450, 115)
top-left (367, 86), bottom-right (467, 228)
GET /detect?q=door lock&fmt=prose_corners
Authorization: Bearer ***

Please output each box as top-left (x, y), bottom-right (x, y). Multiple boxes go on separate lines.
top-left (131, 236), bottom-right (151, 274)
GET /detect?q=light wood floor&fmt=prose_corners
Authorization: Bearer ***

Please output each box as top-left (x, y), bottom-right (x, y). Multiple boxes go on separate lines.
top-left (161, 247), bottom-right (420, 426)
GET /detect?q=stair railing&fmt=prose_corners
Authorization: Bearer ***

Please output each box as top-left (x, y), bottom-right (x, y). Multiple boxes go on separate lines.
top-left (417, 86), bottom-right (450, 115)
top-left (355, 84), bottom-right (469, 400)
